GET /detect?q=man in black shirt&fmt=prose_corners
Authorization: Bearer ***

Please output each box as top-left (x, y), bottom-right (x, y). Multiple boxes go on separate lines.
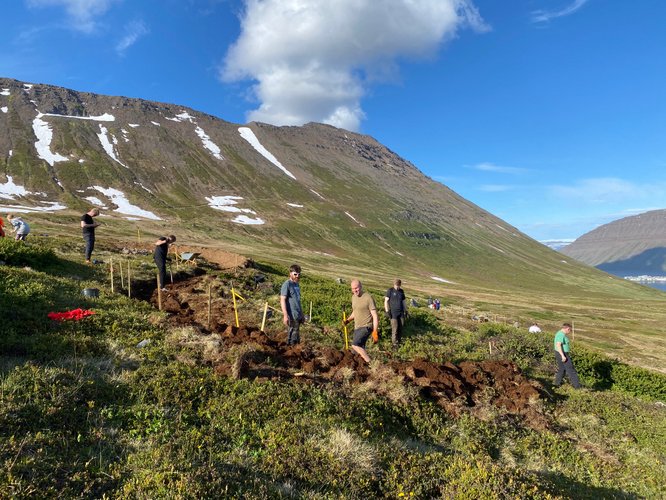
top-left (384, 278), bottom-right (408, 349)
top-left (80, 208), bottom-right (100, 263)
top-left (154, 235), bottom-right (176, 291)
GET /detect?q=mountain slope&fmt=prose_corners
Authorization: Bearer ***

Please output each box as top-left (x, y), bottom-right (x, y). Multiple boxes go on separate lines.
top-left (562, 209), bottom-right (666, 273)
top-left (3, 76), bottom-right (666, 370)
top-left (0, 76), bottom-right (661, 296)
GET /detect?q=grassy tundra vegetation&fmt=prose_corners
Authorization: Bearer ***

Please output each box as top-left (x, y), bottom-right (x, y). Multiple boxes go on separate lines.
top-left (1, 237), bottom-right (665, 498)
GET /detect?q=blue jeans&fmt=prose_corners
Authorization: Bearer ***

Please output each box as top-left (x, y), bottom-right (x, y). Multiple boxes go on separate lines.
top-left (83, 233), bottom-right (95, 261)
top-left (287, 318), bottom-right (301, 345)
top-left (554, 352), bottom-right (581, 388)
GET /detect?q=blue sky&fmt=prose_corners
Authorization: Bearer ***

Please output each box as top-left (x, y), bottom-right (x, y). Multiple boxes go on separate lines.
top-left (2, 0), bottom-right (665, 242)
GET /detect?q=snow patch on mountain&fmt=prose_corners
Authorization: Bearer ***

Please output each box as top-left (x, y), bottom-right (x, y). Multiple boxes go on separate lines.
top-left (238, 127), bottom-right (296, 180)
top-left (91, 186), bottom-right (161, 220)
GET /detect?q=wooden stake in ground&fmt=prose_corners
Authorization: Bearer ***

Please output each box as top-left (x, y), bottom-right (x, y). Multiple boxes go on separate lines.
top-left (572, 320), bottom-right (575, 342)
top-left (119, 259), bottom-right (125, 289)
top-left (309, 300), bottom-right (313, 322)
top-left (207, 284), bottom-right (212, 329)
top-left (230, 285), bottom-right (246, 328)
top-left (110, 258), bottom-right (114, 294)
top-left (137, 227), bottom-right (141, 244)
top-left (231, 284), bottom-right (239, 328)
top-left (157, 274), bottom-right (162, 311)
top-left (260, 302), bottom-right (269, 332)
top-left (127, 261), bottom-right (131, 298)
top-left (489, 341), bottom-right (493, 355)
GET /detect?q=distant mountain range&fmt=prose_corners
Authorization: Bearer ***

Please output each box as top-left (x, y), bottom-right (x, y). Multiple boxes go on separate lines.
top-left (0, 76), bottom-right (643, 296)
top-left (562, 209), bottom-right (666, 276)
top-left (540, 239), bottom-right (575, 251)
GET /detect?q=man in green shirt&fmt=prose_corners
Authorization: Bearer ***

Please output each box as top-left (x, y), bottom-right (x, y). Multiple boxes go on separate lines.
top-left (553, 322), bottom-right (581, 389)
top-left (344, 279), bottom-right (379, 363)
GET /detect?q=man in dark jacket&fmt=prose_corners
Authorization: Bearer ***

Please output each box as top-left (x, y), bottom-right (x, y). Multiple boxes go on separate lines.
top-left (154, 235), bottom-right (176, 291)
top-left (384, 278), bottom-right (408, 349)
top-left (80, 208), bottom-right (100, 263)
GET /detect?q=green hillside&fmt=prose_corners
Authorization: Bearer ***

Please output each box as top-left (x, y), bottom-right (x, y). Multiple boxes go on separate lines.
top-left (1, 239), bottom-right (665, 497)
top-left (2, 76), bottom-right (666, 371)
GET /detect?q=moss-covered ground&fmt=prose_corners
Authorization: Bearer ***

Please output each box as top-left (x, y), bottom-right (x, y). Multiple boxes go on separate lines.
top-left (1, 238), bottom-right (664, 498)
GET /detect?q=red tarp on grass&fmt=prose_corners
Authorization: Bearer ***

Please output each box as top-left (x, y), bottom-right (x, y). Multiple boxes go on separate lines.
top-left (47, 309), bottom-right (95, 321)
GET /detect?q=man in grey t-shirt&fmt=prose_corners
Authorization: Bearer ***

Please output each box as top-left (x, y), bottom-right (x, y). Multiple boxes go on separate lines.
top-left (280, 264), bottom-right (304, 345)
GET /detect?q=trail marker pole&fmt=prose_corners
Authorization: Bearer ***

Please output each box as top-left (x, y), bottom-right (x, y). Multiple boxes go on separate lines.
top-left (489, 341), bottom-right (492, 355)
top-left (208, 284), bottom-right (212, 329)
top-left (137, 227), bottom-right (141, 244)
top-left (231, 284), bottom-right (240, 328)
top-left (127, 261), bottom-right (131, 298)
top-left (309, 301), bottom-right (313, 323)
top-left (342, 311), bottom-right (349, 350)
top-left (157, 274), bottom-right (162, 311)
top-left (261, 302), bottom-right (269, 332)
top-left (110, 259), bottom-right (114, 294)
top-left (169, 263), bottom-right (174, 286)
top-left (572, 321), bottom-right (575, 342)
top-left (119, 259), bottom-right (125, 289)
top-left (230, 285), bottom-right (247, 328)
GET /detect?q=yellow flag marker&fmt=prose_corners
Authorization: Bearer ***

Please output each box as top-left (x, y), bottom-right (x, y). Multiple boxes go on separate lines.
top-left (342, 310), bottom-right (349, 350)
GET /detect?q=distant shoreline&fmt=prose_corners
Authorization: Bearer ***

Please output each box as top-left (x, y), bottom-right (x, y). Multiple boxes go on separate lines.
top-left (624, 275), bottom-right (666, 283)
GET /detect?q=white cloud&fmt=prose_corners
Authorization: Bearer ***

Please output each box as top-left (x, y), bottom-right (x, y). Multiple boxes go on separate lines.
top-left (471, 162), bottom-right (527, 175)
top-left (27, 0), bottom-right (119, 33)
top-left (116, 20), bottom-right (149, 55)
top-left (549, 177), bottom-right (649, 203)
top-left (531, 0), bottom-right (590, 24)
top-left (221, 0), bottom-right (489, 131)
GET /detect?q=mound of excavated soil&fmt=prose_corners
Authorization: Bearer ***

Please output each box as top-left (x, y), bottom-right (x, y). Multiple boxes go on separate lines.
top-left (150, 274), bottom-right (549, 429)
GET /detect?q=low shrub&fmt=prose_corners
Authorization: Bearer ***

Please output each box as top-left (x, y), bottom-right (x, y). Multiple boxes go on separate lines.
top-left (575, 348), bottom-right (666, 400)
top-left (0, 238), bottom-right (57, 269)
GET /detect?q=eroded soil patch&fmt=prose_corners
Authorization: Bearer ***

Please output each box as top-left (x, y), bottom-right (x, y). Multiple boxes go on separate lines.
top-left (150, 274), bottom-right (549, 429)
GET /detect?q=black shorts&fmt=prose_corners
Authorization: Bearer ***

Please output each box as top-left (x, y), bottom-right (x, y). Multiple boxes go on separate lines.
top-left (352, 326), bottom-right (372, 348)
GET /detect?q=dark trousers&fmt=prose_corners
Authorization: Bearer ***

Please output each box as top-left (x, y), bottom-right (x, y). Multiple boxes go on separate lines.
top-left (83, 233), bottom-right (95, 261)
top-left (287, 318), bottom-right (301, 345)
top-left (154, 255), bottom-right (167, 289)
top-left (390, 316), bottom-right (404, 347)
top-left (554, 352), bottom-right (581, 388)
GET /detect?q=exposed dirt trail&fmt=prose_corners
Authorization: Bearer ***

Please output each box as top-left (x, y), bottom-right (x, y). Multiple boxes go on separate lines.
top-left (148, 274), bottom-right (549, 429)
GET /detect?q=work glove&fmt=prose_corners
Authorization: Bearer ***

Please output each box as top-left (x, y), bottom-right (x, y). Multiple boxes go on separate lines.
top-left (371, 329), bottom-right (379, 343)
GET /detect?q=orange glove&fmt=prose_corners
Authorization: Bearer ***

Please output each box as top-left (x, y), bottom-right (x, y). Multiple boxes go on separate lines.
top-left (371, 329), bottom-right (379, 343)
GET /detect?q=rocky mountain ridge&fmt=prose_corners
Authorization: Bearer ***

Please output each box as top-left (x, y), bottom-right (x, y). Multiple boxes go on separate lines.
top-left (0, 76), bottom-right (623, 294)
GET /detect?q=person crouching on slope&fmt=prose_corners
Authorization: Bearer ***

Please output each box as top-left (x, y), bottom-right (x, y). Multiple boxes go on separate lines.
top-left (154, 235), bottom-right (176, 291)
top-left (7, 214), bottom-right (30, 241)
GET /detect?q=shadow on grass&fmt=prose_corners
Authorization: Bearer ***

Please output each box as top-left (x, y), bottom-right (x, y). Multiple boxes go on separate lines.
top-left (538, 470), bottom-right (640, 499)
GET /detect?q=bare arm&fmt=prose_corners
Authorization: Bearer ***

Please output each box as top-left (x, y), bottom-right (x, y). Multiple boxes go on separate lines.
top-left (280, 295), bottom-right (291, 325)
top-left (371, 308), bottom-right (379, 331)
top-left (384, 296), bottom-right (390, 312)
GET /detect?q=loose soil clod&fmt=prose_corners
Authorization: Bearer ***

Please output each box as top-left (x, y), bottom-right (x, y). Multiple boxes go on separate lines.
top-left (149, 274), bottom-right (549, 429)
